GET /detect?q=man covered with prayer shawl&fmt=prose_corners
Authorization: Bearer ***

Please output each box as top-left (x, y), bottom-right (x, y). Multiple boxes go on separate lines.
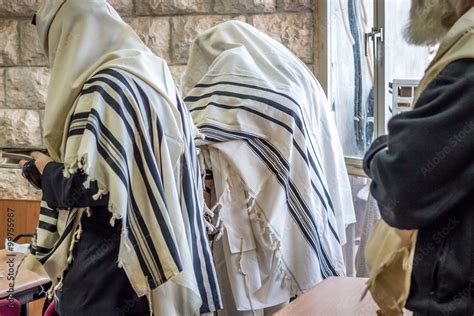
top-left (182, 21), bottom-right (355, 315)
top-left (21, 0), bottom-right (221, 315)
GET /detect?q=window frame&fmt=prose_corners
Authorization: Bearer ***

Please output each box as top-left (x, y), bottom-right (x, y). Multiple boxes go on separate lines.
top-left (315, 0), bottom-right (386, 177)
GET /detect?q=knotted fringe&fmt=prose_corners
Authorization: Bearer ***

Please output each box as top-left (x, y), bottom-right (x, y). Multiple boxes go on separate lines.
top-left (204, 202), bottom-right (222, 234)
top-left (194, 129), bottom-right (206, 142)
top-left (247, 195), bottom-right (279, 251)
top-left (44, 216), bottom-right (84, 300)
top-left (92, 187), bottom-right (108, 202)
top-left (42, 154), bottom-right (126, 301)
top-left (246, 193), bottom-right (299, 296)
top-left (206, 183), bottom-right (231, 241)
top-left (66, 221), bottom-right (83, 265)
top-left (64, 153), bottom-right (122, 226)
top-left (237, 237), bottom-right (257, 316)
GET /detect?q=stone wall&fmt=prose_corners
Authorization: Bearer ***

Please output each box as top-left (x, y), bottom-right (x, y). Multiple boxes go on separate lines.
top-left (0, 0), bottom-right (314, 200)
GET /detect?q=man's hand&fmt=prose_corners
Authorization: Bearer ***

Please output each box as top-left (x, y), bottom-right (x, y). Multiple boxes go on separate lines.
top-left (19, 151), bottom-right (54, 174)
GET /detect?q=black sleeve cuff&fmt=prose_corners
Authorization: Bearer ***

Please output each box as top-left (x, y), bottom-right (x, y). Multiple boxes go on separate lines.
top-left (41, 162), bottom-right (109, 208)
top-left (41, 162), bottom-right (67, 208)
top-left (363, 135), bottom-right (389, 178)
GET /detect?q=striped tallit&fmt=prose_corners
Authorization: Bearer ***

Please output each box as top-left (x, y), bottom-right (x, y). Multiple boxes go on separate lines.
top-left (183, 21), bottom-right (355, 310)
top-left (24, 1), bottom-right (221, 315)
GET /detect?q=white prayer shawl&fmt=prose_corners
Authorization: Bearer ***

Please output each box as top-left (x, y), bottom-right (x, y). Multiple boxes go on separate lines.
top-left (183, 21), bottom-right (355, 310)
top-left (24, 1), bottom-right (221, 315)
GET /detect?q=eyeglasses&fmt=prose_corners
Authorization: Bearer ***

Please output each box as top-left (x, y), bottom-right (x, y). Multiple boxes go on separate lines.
top-left (31, 14), bottom-right (36, 26)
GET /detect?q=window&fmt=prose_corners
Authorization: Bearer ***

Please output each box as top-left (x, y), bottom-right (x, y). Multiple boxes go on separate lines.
top-left (329, 0), bottom-right (375, 159)
top-left (317, 0), bottom-right (435, 166)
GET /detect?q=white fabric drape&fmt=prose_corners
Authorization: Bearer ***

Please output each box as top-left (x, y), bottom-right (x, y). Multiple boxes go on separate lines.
top-left (25, 1), bottom-right (222, 314)
top-left (183, 21), bottom-right (355, 312)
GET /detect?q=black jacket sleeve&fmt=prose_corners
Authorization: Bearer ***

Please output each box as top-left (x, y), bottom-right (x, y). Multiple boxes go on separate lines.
top-left (41, 162), bottom-right (109, 209)
top-left (364, 59), bottom-right (474, 229)
top-left (363, 135), bottom-right (388, 177)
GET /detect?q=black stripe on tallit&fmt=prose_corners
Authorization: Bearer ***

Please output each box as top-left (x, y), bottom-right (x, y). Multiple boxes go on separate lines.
top-left (82, 74), bottom-right (182, 285)
top-left (199, 124), bottom-right (340, 277)
top-left (84, 105), bottom-right (168, 286)
top-left (187, 82), bottom-right (335, 212)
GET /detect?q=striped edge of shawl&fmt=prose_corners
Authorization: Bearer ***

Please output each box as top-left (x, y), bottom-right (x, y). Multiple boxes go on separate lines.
top-left (27, 153), bottom-right (162, 305)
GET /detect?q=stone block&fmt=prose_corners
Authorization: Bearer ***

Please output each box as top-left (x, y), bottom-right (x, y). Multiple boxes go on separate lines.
top-left (109, 0), bottom-right (134, 16)
top-left (0, 69), bottom-right (4, 108)
top-left (251, 12), bottom-right (313, 62)
top-left (0, 19), bottom-right (19, 65)
top-left (276, 0), bottom-right (313, 11)
top-left (214, 0), bottom-right (275, 13)
top-left (20, 19), bottom-right (48, 66)
top-left (0, 169), bottom-right (31, 200)
top-left (127, 16), bottom-right (171, 62)
top-left (136, 0), bottom-right (212, 15)
top-left (0, 0), bottom-right (41, 17)
top-left (5, 67), bottom-right (50, 109)
top-left (171, 15), bottom-right (245, 63)
top-left (169, 65), bottom-right (186, 93)
top-left (0, 109), bottom-right (42, 146)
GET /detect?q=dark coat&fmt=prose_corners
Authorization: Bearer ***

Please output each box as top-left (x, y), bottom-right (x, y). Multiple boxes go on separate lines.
top-left (364, 59), bottom-right (474, 315)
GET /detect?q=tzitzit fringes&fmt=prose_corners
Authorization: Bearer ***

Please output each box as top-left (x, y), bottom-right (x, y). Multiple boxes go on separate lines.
top-left (246, 195), bottom-right (280, 251)
top-left (237, 237), bottom-right (257, 316)
top-left (245, 191), bottom-right (300, 295)
top-left (47, 211), bottom-right (85, 300)
top-left (92, 187), bottom-right (109, 201)
top-left (63, 154), bottom-right (123, 227)
top-left (66, 220), bottom-right (83, 265)
top-left (204, 185), bottom-right (229, 242)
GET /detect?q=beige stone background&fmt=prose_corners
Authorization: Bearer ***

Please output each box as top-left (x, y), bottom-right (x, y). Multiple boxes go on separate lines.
top-left (0, 0), bottom-right (314, 199)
